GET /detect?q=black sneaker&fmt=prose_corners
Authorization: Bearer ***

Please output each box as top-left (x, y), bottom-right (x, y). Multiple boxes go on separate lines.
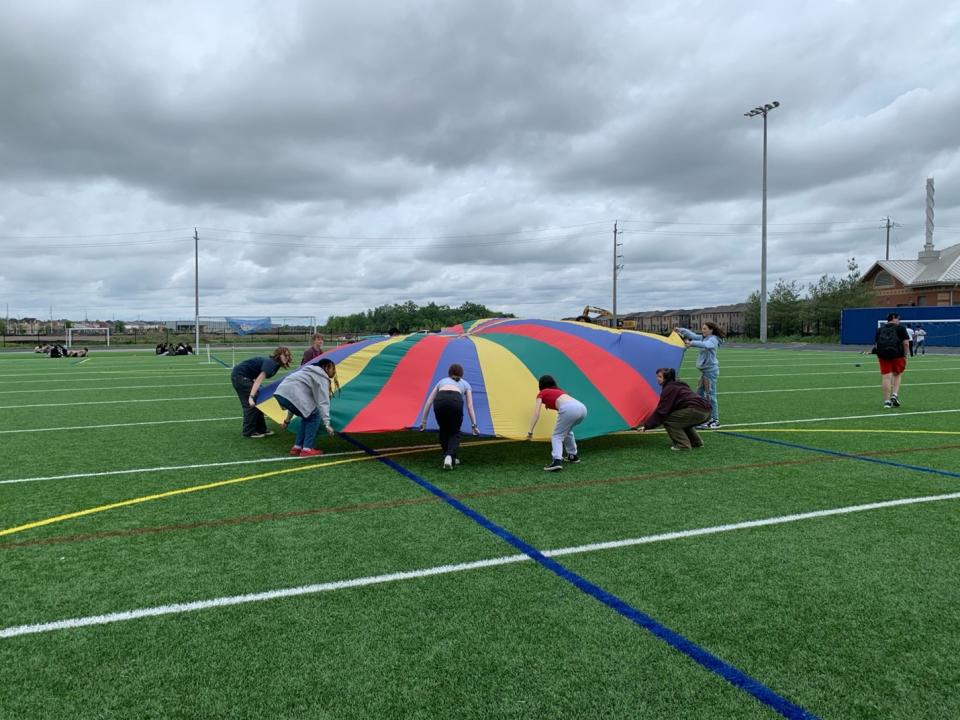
top-left (565, 454), bottom-right (580, 463)
top-left (543, 459), bottom-right (564, 472)
top-left (890, 395), bottom-right (901, 407)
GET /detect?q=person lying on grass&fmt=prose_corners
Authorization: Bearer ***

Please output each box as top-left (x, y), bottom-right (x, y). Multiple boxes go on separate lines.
top-left (634, 367), bottom-right (712, 451)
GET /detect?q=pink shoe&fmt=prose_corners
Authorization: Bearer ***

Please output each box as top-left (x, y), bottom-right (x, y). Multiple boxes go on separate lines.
top-left (289, 446), bottom-right (302, 456)
top-left (299, 448), bottom-right (324, 457)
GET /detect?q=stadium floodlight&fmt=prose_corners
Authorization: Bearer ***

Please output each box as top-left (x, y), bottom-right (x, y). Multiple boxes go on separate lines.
top-left (744, 99), bottom-right (780, 343)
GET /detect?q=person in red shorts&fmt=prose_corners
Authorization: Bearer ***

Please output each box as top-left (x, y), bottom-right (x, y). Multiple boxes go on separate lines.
top-left (873, 312), bottom-right (910, 409)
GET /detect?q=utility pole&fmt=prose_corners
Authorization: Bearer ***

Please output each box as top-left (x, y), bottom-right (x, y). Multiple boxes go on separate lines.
top-left (884, 216), bottom-right (892, 260)
top-left (612, 221), bottom-right (618, 328)
top-left (194, 228), bottom-right (200, 352)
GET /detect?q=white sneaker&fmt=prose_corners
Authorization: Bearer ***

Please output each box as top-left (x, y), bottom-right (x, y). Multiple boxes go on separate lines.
top-left (443, 455), bottom-right (453, 470)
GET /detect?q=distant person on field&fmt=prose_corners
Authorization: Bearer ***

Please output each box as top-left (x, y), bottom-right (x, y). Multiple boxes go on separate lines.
top-left (675, 322), bottom-right (724, 429)
top-left (274, 358), bottom-right (338, 457)
top-left (48, 344), bottom-right (67, 358)
top-left (905, 324), bottom-right (916, 357)
top-left (419, 362), bottom-right (480, 470)
top-left (526, 374), bottom-right (587, 472)
top-left (873, 312), bottom-right (910, 409)
top-left (300, 333), bottom-right (325, 366)
top-left (67, 347), bottom-right (88, 358)
top-left (914, 324), bottom-right (926, 355)
top-left (230, 346), bottom-right (292, 438)
top-left (634, 367), bottom-right (711, 450)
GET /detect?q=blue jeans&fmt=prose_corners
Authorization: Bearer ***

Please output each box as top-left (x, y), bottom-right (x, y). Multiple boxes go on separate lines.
top-left (275, 394), bottom-right (321, 450)
top-left (698, 368), bottom-right (719, 423)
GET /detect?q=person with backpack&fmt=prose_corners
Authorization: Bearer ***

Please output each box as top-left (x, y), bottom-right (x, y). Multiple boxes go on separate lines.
top-left (873, 312), bottom-right (910, 409)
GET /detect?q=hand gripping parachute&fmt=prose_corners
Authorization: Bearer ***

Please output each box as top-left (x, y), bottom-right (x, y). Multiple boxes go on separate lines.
top-left (255, 318), bottom-right (684, 441)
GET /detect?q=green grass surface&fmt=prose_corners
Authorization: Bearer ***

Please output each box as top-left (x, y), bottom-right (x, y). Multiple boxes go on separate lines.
top-left (1, 348), bottom-right (959, 719)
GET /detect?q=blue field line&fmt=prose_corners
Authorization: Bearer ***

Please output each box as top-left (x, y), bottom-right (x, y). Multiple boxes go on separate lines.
top-left (209, 354), bottom-right (232, 369)
top-left (341, 433), bottom-right (819, 720)
top-left (721, 431), bottom-right (960, 479)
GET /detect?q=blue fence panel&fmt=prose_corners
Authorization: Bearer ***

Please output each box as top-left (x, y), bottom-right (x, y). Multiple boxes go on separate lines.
top-left (841, 306), bottom-right (960, 346)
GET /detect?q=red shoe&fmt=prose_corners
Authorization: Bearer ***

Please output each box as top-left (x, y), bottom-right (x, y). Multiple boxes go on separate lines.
top-left (299, 448), bottom-right (324, 457)
top-left (289, 447), bottom-right (302, 456)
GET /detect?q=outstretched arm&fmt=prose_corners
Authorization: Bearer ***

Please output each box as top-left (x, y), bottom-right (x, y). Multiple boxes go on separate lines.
top-left (419, 387), bottom-right (439, 428)
top-left (465, 389), bottom-right (479, 435)
top-left (248, 371), bottom-right (267, 406)
top-left (527, 398), bottom-right (544, 437)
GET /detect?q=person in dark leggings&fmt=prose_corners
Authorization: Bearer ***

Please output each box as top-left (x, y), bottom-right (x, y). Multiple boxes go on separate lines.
top-left (419, 363), bottom-right (479, 470)
top-left (230, 346), bottom-right (292, 438)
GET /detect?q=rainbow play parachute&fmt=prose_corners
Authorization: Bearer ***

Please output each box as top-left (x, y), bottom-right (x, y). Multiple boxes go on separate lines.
top-left (255, 319), bottom-right (685, 441)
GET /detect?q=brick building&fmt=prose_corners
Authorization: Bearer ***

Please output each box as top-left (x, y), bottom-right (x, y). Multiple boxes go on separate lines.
top-left (861, 240), bottom-right (960, 308)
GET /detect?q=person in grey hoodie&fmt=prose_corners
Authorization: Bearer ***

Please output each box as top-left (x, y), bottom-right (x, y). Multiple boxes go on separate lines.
top-left (274, 358), bottom-right (337, 457)
top-left (675, 322), bottom-right (725, 429)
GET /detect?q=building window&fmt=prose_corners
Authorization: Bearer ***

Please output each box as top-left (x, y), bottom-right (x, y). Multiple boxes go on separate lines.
top-left (917, 295), bottom-right (927, 306)
top-left (874, 271), bottom-right (895, 288)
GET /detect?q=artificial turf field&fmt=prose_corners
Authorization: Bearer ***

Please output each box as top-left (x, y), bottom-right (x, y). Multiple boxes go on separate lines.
top-left (1, 345), bottom-right (959, 719)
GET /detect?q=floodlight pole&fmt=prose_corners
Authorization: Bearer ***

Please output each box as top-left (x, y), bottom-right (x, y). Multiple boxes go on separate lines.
top-left (194, 228), bottom-right (200, 352)
top-left (745, 100), bottom-right (780, 343)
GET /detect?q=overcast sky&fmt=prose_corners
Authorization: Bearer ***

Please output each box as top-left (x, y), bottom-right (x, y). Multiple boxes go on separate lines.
top-left (2, 0), bottom-right (959, 324)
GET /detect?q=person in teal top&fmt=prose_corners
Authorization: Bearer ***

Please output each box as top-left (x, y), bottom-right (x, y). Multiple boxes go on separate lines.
top-left (675, 322), bottom-right (725, 429)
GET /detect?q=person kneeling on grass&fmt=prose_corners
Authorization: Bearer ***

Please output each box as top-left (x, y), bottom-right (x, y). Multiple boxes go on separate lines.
top-left (526, 374), bottom-right (587, 472)
top-left (274, 358), bottom-right (337, 457)
top-left (634, 367), bottom-right (712, 451)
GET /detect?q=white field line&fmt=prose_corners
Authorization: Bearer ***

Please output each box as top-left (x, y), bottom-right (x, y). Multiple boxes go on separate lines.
top-left (4, 490), bottom-right (959, 639)
top-left (0, 395), bottom-right (233, 410)
top-left (0, 442), bottom-right (442, 485)
top-left (721, 366), bottom-right (958, 379)
top-left (73, 358), bottom-right (91, 366)
top-left (0, 382), bottom-right (226, 395)
top-left (0, 372), bottom-right (226, 383)
top-left (720, 408), bottom-right (960, 427)
top-left (3, 406), bottom-right (960, 440)
top-left (0, 416), bottom-right (238, 435)
top-left (720, 380), bottom-right (960, 395)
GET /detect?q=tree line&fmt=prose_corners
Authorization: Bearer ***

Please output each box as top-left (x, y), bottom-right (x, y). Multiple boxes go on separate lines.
top-left (743, 259), bottom-right (874, 338)
top-left (321, 301), bottom-right (514, 335)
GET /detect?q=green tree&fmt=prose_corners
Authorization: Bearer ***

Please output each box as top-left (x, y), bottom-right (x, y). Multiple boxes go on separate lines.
top-left (743, 290), bottom-right (761, 338)
top-left (804, 258), bottom-right (874, 336)
top-left (767, 279), bottom-right (804, 336)
top-left (322, 301), bottom-right (513, 334)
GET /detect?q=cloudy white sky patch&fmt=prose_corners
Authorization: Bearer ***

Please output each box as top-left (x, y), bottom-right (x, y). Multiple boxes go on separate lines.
top-left (1, 0), bottom-right (959, 323)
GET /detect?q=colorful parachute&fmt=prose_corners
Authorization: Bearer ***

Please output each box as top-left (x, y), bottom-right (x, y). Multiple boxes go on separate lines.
top-left (256, 319), bottom-right (685, 441)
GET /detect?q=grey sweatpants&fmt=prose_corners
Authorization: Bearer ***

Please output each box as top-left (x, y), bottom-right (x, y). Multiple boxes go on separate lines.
top-left (552, 399), bottom-right (587, 459)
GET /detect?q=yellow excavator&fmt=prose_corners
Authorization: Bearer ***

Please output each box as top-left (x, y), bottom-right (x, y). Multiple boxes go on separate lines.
top-left (578, 306), bottom-right (613, 323)
top-left (576, 306), bottom-right (637, 329)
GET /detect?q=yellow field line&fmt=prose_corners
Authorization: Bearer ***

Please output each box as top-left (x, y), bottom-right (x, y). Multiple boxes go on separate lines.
top-left (0, 448), bottom-right (417, 538)
top-left (729, 428), bottom-right (960, 435)
top-left (0, 437), bottom-right (518, 539)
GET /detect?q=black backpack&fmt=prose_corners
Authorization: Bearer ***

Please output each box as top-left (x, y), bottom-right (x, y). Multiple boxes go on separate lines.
top-left (875, 324), bottom-right (902, 359)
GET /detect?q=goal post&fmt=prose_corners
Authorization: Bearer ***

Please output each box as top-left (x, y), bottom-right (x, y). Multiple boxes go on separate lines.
top-left (66, 326), bottom-right (110, 348)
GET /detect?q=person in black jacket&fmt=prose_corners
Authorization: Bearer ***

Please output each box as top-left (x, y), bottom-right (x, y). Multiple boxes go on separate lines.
top-left (634, 367), bottom-right (712, 450)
